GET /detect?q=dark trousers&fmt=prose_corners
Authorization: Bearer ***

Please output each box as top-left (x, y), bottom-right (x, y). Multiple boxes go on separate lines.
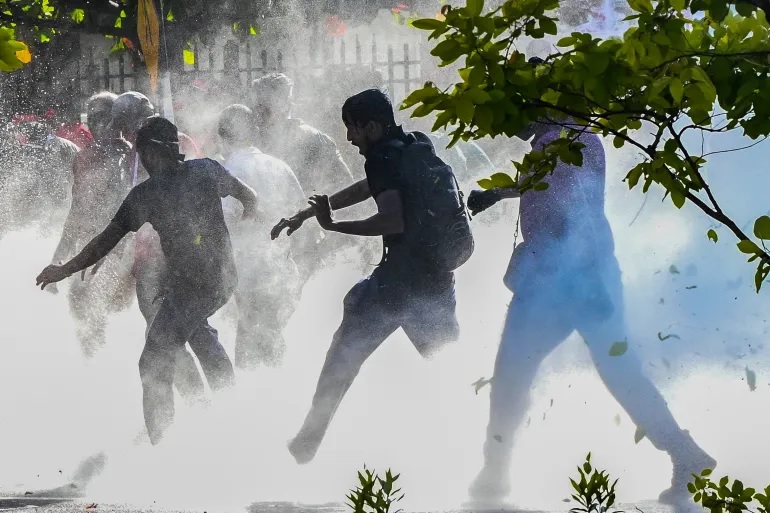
top-left (293, 265), bottom-right (459, 460)
top-left (137, 279), bottom-right (235, 444)
top-left (134, 260), bottom-right (207, 400)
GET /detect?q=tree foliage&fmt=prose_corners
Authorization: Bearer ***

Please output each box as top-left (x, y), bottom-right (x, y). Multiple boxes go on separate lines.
top-left (0, 25), bottom-right (30, 71)
top-left (690, 469), bottom-right (770, 513)
top-left (403, 0), bottom-right (770, 290)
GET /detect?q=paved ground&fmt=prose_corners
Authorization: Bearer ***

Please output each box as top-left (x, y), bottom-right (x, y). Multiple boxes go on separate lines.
top-left (0, 493), bottom-right (692, 513)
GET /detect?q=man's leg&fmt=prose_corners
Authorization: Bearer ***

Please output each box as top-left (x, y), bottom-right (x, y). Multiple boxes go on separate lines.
top-left (187, 319), bottom-right (235, 392)
top-left (289, 275), bottom-right (400, 464)
top-left (139, 288), bottom-right (231, 444)
top-left (232, 273), bottom-right (290, 370)
top-left (135, 261), bottom-right (205, 401)
top-left (68, 276), bottom-right (108, 358)
top-left (402, 272), bottom-right (460, 358)
top-left (469, 294), bottom-right (572, 503)
top-left (578, 266), bottom-right (714, 504)
top-left (139, 295), bottom-right (188, 445)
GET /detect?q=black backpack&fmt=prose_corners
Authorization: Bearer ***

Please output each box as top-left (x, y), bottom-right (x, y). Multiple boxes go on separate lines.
top-left (386, 132), bottom-right (474, 273)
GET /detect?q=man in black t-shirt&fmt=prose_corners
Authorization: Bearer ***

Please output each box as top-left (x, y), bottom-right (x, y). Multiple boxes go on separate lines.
top-left (37, 117), bottom-right (259, 444)
top-left (272, 89), bottom-right (459, 464)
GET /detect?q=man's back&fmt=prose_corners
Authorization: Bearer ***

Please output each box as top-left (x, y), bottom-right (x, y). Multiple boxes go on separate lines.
top-left (223, 146), bottom-right (305, 252)
top-left (520, 127), bottom-right (613, 251)
top-left (112, 158), bottom-right (236, 293)
top-left (263, 118), bottom-right (352, 194)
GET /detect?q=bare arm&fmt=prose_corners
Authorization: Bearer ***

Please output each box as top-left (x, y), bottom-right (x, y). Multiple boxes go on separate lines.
top-left (37, 222), bottom-right (128, 289)
top-left (218, 173), bottom-right (259, 219)
top-left (312, 189), bottom-right (404, 237)
top-left (272, 178), bottom-right (371, 239)
top-left (295, 178), bottom-right (371, 221)
top-left (51, 172), bottom-right (90, 264)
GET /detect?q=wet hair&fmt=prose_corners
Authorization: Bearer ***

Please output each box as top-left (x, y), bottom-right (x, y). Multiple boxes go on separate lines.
top-left (218, 104), bottom-right (255, 143)
top-left (136, 116), bottom-right (183, 162)
top-left (341, 88), bottom-right (395, 128)
top-left (251, 73), bottom-right (294, 103)
top-left (112, 91), bottom-right (155, 127)
top-left (86, 91), bottom-right (117, 119)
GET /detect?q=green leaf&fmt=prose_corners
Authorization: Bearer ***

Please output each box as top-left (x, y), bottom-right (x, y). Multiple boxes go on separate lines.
top-left (468, 0), bottom-right (484, 16)
top-left (609, 340), bottom-right (628, 356)
top-left (456, 96), bottom-right (475, 124)
top-left (707, 229), bottom-right (718, 242)
top-left (468, 65), bottom-right (487, 87)
top-left (475, 104), bottom-right (494, 131)
top-left (754, 216), bottom-right (770, 239)
top-left (586, 53), bottom-right (610, 75)
top-left (431, 38), bottom-right (462, 62)
top-left (410, 18), bottom-right (445, 30)
top-left (540, 18), bottom-right (558, 35)
top-left (670, 78), bottom-right (684, 104)
top-left (489, 172), bottom-right (516, 188)
top-left (738, 240), bottom-right (760, 254)
top-left (477, 178), bottom-right (494, 189)
top-left (467, 86), bottom-right (491, 103)
top-left (184, 49), bottom-right (195, 65)
top-left (71, 8), bottom-right (85, 23)
top-left (671, 188), bottom-right (686, 208)
top-left (249, 25), bottom-right (259, 36)
top-left (671, 0), bottom-right (686, 9)
top-left (735, 2), bottom-right (756, 15)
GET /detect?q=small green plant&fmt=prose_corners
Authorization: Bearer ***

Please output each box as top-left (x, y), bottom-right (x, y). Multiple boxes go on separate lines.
top-left (569, 453), bottom-right (623, 513)
top-left (346, 467), bottom-right (405, 513)
top-left (690, 470), bottom-right (770, 513)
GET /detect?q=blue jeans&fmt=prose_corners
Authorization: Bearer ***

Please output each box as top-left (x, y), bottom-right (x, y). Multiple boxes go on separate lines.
top-left (479, 253), bottom-right (691, 479)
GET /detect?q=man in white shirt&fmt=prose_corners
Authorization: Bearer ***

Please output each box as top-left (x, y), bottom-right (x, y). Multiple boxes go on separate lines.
top-left (218, 104), bottom-right (306, 370)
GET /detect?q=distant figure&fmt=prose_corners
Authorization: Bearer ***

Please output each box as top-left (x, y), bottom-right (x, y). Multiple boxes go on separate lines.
top-left (252, 73), bottom-right (360, 280)
top-left (37, 117), bottom-right (258, 444)
top-left (48, 91), bottom-right (135, 356)
top-left (218, 104), bottom-right (305, 369)
top-left (251, 73), bottom-right (353, 195)
top-left (11, 120), bottom-right (79, 228)
top-left (272, 89), bottom-right (472, 464)
top-left (466, 87), bottom-right (715, 503)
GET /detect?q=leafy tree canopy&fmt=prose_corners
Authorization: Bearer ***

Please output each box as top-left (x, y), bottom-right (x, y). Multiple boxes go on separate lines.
top-left (403, 0), bottom-right (770, 290)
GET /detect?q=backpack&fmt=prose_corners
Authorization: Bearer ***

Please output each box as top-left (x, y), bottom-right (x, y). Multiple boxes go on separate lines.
top-left (386, 131), bottom-right (475, 272)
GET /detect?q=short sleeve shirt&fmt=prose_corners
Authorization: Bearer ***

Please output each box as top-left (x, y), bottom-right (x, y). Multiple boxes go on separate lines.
top-left (111, 158), bottom-right (237, 295)
top-left (363, 126), bottom-right (413, 264)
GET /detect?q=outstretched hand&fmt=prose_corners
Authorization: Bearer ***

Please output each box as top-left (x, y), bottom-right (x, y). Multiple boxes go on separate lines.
top-left (308, 195), bottom-right (334, 230)
top-left (36, 264), bottom-right (70, 290)
top-left (271, 214), bottom-right (306, 240)
top-left (467, 189), bottom-right (502, 217)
